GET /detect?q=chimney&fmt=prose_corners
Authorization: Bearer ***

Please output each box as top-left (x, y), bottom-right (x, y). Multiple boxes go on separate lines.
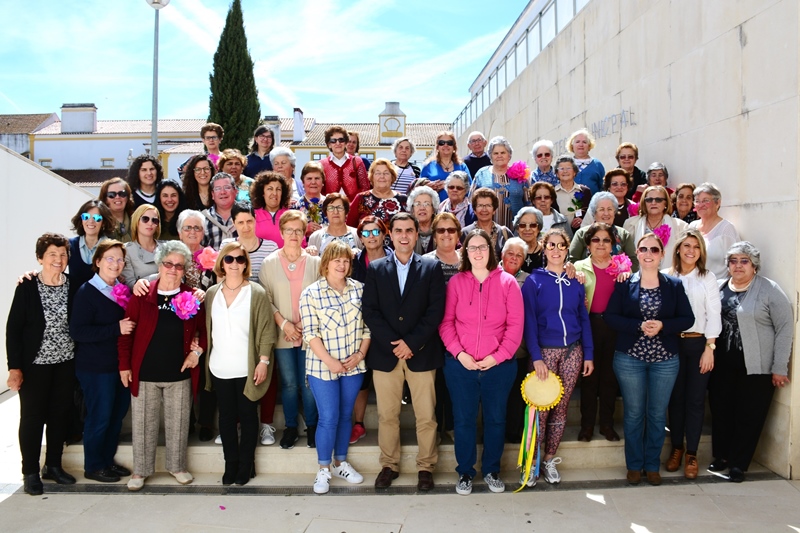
top-left (293, 108), bottom-right (304, 143)
top-left (61, 103), bottom-right (97, 134)
top-left (263, 115), bottom-right (281, 146)
top-left (378, 102), bottom-right (405, 145)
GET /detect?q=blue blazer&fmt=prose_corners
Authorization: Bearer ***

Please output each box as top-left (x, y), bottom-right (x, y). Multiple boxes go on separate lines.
top-left (362, 253), bottom-right (445, 372)
top-left (602, 272), bottom-right (695, 357)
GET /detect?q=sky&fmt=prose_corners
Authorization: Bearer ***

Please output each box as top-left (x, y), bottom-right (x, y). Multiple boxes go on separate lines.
top-left (0, 0), bottom-right (529, 124)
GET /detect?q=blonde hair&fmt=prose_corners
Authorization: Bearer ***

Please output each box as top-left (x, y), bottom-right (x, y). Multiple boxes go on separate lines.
top-left (130, 204), bottom-right (161, 241)
top-left (214, 241), bottom-right (251, 278)
top-left (319, 240), bottom-right (354, 278)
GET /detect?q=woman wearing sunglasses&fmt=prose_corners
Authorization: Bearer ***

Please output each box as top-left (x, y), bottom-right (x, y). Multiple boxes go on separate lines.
top-left (420, 131), bottom-right (471, 201)
top-left (531, 139), bottom-right (557, 186)
top-left (121, 204), bottom-right (162, 289)
top-left (438, 171), bottom-right (475, 228)
top-left (614, 142), bottom-right (646, 198)
top-left (511, 207), bottom-right (543, 273)
top-left (203, 242), bottom-right (274, 485)
top-left (603, 234), bottom-right (694, 486)
top-left (521, 228), bottom-right (594, 486)
top-left (98, 177), bottom-right (135, 242)
top-left (68, 200), bottom-right (115, 288)
top-left (623, 185), bottom-right (688, 269)
top-left (310, 193), bottom-right (362, 256)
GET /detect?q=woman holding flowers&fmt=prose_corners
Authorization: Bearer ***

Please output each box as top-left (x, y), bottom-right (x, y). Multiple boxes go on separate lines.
top-left (291, 162), bottom-right (327, 238)
top-left (472, 136), bottom-right (529, 228)
top-left (623, 185), bottom-right (687, 270)
top-left (118, 241), bottom-right (206, 491)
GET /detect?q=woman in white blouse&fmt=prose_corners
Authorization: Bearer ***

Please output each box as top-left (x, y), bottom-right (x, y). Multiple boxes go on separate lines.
top-left (663, 229), bottom-right (721, 479)
top-left (205, 242), bottom-right (275, 486)
top-left (688, 183), bottom-right (740, 279)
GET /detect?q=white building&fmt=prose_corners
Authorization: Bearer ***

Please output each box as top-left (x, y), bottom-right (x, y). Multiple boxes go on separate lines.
top-left (0, 113), bottom-right (58, 158)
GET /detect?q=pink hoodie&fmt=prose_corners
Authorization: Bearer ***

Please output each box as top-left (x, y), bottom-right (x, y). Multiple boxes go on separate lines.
top-left (439, 267), bottom-right (524, 364)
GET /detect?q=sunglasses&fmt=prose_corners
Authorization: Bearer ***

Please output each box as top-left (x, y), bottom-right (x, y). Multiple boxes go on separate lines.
top-left (535, 152), bottom-right (552, 158)
top-left (106, 191), bottom-right (129, 199)
top-left (517, 222), bottom-right (538, 230)
top-left (638, 246), bottom-right (662, 254)
top-left (618, 154), bottom-right (636, 160)
top-left (728, 258), bottom-right (751, 266)
top-left (203, 136), bottom-right (219, 141)
top-left (140, 215), bottom-right (160, 225)
top-left (644, 197), bottom-right (667, 204)
top-left (545, 241), bottom-right (568, 251)
top-left (435, 227), bottom-right (458, 235)
top-left (223, 255), bottom-right (247, 265)
top-left (447, 185), bottom-right (466, 191)
top-left (161, 260), bottom-right (185, 271)
top-left (532, 195), bottom-right (551, 201)
top-left (437, 140), bottom-right (455, 146)
top-left (329, 138), bottom-right (347, 144)
top-left (590, 237), bottom-right (612, 244)
top-left (81, 213), bottom-right (103, 223)
top-left (360, 229), bottom-right (382, 237)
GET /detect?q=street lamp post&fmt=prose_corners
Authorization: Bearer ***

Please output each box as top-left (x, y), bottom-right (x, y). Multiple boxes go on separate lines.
top-left (146, 0), bottom-right (170, 157)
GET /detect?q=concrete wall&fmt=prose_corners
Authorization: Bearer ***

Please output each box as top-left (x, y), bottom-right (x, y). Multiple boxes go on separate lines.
top-left (458, 0), bottom-right (798, 477)
top-left (0, 144), bottom-right (93, 392)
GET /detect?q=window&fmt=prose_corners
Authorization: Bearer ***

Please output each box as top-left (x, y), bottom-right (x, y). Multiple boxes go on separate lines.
top-left (360, 152), bottom-right (375, 162)
top-left (39, 159), bottom-right (52, 168)
top-left (508, 47), bottom-right (517, 79)
top-left (488, 74), bottom-right (494, 104)
top-left (101, 158), bottom-right (114, 168)
top-left (557, 0), bottom-right (574, 32)
top-left (576, 0), bottom-right (590, 12)
top-left (516, 36), bottom-right (527, 73)
top-left (311, 152), bottom-right (328, 161)
top-left (528, 20), bottom-right (540, 61)
top-left (498, 61), bottom-right (507, 92)
top-left (541, 2), bottom-right (556, 47)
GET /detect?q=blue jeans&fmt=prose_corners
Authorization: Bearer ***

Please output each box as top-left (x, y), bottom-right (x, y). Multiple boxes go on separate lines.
top-left (444, 355), bottom-right (516, 477)
top-left (275, 347), bottom-right (318, 427)
top-left (77, 370), bottom-right (131, 472)
top-left (307, 374), bottom-right (364, 465)
top-left (613, 352), bottom-right (679, 472)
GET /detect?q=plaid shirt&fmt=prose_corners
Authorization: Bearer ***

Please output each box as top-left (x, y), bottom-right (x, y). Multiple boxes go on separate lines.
top-left (201, 206), bottom-right (237, 250)
top-left (300, 278), bottom-right (370, 381)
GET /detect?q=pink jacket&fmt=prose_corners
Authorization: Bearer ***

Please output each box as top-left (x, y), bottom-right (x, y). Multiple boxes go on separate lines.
top-left (438, 267), bottom-right (524, 364)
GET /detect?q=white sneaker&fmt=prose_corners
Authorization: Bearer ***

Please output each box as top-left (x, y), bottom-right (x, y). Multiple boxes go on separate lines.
top-left (455, 474), bottom-right (473, 495)
top-left (543, 457), bottom-right (562, 484)
top-left (127, 476), bottom-right (145, 491)
top-left (331, 461), bottom-right (364, 484)
top-left (521, 470), bottom-right (537, 487)
top-left (214, 434), bottom-right (222, 444)
top-left (483, 472), bottom-right (505, 493)
top-left (313, 468), bottom-right (331, 494)
top-left (260, 423), bottom-right (276, 445)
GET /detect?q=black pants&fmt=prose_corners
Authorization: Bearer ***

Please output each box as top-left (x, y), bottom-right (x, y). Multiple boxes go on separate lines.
top-left (580, 314), bottom-right (619, 429)
top-left (708, 345), bottom-right (774, 471)
top-left (196, 353), bottom-right (217, 429)
top-left (212, 375), bottom-right (258, 467)
top-left (434, 367), bottom-right (453, 432)
top-left (505, 357), bottom-right (529, 442)
top-left (668, 336), bottom-right (710, 452)
top-left (18, 359), bottom-right (75, 475)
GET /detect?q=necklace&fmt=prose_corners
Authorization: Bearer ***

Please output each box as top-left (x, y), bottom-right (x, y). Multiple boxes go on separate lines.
top-left (282, 249), bottom-right (302, 272)
top-left (441, 161), bottom-right (454, 172)
top-left (224, 279), bottom-right (245, 291)
top-left (728, 277), bottom-right (753, 293)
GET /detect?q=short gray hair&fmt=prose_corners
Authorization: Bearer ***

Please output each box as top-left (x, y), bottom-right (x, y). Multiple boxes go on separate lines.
top-left (512, 206), bottom-right (543, 231)
top-left (445, 170), bottom-right (469, 188)
top-left (467, 131), bottom-right (485, 141)
top-left (588, 191), bottom-right (619, 217)
top-left (210, 172), bottom-right (235, 189)
top-left (693, 182), bottom-right (722, 203)
top-left (177, 209), bottom-right (204, 232)
top-left (269, 146), bottom-right (296, 166)
top-left (531, 139), bottom-right (554, 157)
top-left (407, 185), bottom-right (440, 211)
top-left (647, 162), bottom-right (669, 182)
top-left (155, 240), bottom-right (193, 267)
top-left (725, 241), bottom-right (760, 272)
top-left (391, 136), bottom-right (416, 157)
top-left (487, 136), bottom-right (513, 158)
top-left (502, 236), bottom-right (528, 256)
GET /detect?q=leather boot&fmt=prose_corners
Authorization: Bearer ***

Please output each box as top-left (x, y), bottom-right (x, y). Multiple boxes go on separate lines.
top-left (665, 448), bottom-right (684, 472)
top-left (684, 454), bottom-right (698, 479)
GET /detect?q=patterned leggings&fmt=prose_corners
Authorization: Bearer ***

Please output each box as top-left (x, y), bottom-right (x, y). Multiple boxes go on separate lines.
top-left (537, 343), bottom-right (583, 457)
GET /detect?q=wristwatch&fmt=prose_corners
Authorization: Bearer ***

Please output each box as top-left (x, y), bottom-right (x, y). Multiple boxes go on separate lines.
top-left (706, 342), bottom-right (716, 350)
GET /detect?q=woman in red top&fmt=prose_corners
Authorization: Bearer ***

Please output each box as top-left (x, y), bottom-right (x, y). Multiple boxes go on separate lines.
top-left (319, 126), bottom-right (370, 202)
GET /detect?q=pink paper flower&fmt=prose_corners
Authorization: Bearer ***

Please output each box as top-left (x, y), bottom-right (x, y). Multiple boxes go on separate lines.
top-left (652, 224), bottom-right (671, 246)
top-left (194, 247), bottom-right (219, 272)
top-left (606, 253), bottom-right (633, 277)
top-left (171, 291), bottom-right (200, 320)
top-left (627, 202), bottom-right (639, 217)
top-left (111, 283), bottom-right (131, 310)
top-left (506, 161), bottom-right (531, 184)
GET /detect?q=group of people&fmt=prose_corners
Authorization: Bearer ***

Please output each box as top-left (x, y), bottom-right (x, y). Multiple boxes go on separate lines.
top-left (6, 122), bottom-right (792, 497)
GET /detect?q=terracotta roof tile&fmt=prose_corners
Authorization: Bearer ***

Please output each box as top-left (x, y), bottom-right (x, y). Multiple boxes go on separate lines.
top-left (298, 123), bottom-right (452, 147)
top-left (0, 113), bottom-right (56, 134)
top-left (36, 119), bottom-right (207, 135)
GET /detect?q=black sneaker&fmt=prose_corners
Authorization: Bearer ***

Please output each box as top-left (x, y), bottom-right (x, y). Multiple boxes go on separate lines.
top-left (280, 427), bottom-right (299, 449)
top-left (455, 473), bottom-right (473, 495)
top-left (306, 425), bottom-right (316, 448)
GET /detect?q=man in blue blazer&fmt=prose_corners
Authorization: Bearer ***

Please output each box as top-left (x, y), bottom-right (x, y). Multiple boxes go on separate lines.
top-left (363, 212), bottom-right (446, 491)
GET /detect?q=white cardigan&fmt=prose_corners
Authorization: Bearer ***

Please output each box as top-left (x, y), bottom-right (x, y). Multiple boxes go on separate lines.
top-left (623, 215), bottom-right (688, 270)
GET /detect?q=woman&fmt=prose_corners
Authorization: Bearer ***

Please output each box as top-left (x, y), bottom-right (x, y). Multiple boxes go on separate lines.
top-left (127, 155), bottom-right (164, 207)
top-left (221, 202), bottom-right (279, 282)
top-left (708, 242), bottom-right (793, 483)
top-left (69, 200), bottom-right (114, 288)
top-left (531, 139), bottom-right (557, 186)
top-left (259, 211), bottom-right (321, 450)
top-left (461, 188), bottom-right (513, 258)
top-left (409, 186), bottom-right (440, 255)
top-left (615, 142), bottom-right (646, 197)
top-left (570, 192), bottom-right (639, 271)
top-left (623, 185), bottom-right (688, 270)
top-left (99, 177), bottom-right (135, 242)
top-left (567, 128), bottom-right (605, 195)
top-left (218, 149), bottom-right (253, 203)
top-left (672, 183), bottom-right (698, 224)
top-left (245, 125), bottom-right (275, 177)
top-left (320, 126), bottom-right (370, 202)
top-left (587, 168), bottom-right (634, 227)
top-left (530, 181), bottom-right (570, 236)
top-left (554, 155), bottom-right (592, 232)
top-left (205, 242), bottom-right (274, 485)
top-left (522, 229), bottom-right (594, 485)
top-left (310, 193), bottom-right (361, 255)
top-left (574, 223), bottom-right (630, 443)
top-left (438, 171), bottom-right (476, 228)
top-left (300, 242), bottom-right (371, 494)
top-left (663, 230), bottom-right (721, 479)
top-left (7, 233), bottom-right (78, 495)
top-left (424, 213), bottom-right (461, 282)
top-left (69, 239), bottom-right (132, 486)
top-left (118, 241), bottom-right (206, 490)
top-left (512, 207), bottom-right (543, 273)
top-left (439, 229), bottom-right (523, 495)
top-left (391, 137), bottom-right (420, 193)
top-left (603, 234), bottom-right (695, 486)
top-left (252, 171), bottom-right (292, 247)
top-left (420, 131), bottom-right (471, 201)
top-left (347, 158), bottom-right (407, 227)
top-left (121, 204), bottom-right (162, 289)
top-left (346, 131), bottom-right (372, 172)
top-left (271, 147), bottom-right (304, 203)
top-left (472, 136), bottom-right (528, 227)
top-left (182, 154), bottom-right (216, 211)
top-left (291, 161), bottom-right (327, 237)
top-left (154, 181), bottom-right (188, 241)
top-left (689, 183), bottom-right (740, 279)
top-left (201, 123), bottom-right (224, 167)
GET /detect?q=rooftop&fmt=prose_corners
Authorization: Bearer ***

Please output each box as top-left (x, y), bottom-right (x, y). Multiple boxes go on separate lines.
top-left (298, 123), bottom-right (452, 146)
top-left (0, 113), bottom-right (57, 134)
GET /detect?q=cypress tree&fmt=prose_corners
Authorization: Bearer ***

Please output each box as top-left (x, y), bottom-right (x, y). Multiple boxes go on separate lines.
top-left (208, 0), bottom-right (261, 153)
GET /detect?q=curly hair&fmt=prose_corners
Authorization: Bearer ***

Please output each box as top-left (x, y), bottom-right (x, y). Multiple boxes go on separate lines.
top-left (182, 154), bottom-right (216, 210)
top-left (127, 154), bottom-right (164, 192)
top-left (250, 171), bottom-right (291, 210)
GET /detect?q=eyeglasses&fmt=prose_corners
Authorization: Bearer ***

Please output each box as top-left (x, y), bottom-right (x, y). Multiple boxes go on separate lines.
top-left (437, 140), bottom-right (455, 146)
top-left (475, 203), bottom-right (494, 211)
top-left (257, 134), bottom-right (272, 140)
top-left (413, 202), bottom-right (433, 208)
top-left (557, 167), bottom-right (574, 173)
top-left (373, 171), bottom-right (393, 178)
top-left (517, 222), bottom-right (538, 229)
top-left (695, 198), bottom-right (714, 206)
top-left (644, 197), bottom-right (666, 204)
top-left (213, 185), bottom-right (234, 192)
top-left (435, 227), bottom-right (458, 235)
top-left (223, 255), bottom-right (247, 265)
top-left (466, 244), bottom-right (489, 253)
top-left (329, 137), bottom-right (347, 144)
top-left (609, 181), bottom-right (628, 187)
top-left (728, 258), bottom-right (751, 266)
top-left (360, 228), bottom-right (382, 237)
top-left (106, 191), bottom-right (129, 199)
top-left (203, 136), bottom-right (219, 141)
top-left (194, 166), bottom-right (212, 174)
top-left (618, 154), bottom-right (636, 160)
top-left (533, 195), bottom-right (551, 201)
top-left (161, 261), bottom-right (185, 271)
top-left (181, 225), bottom-right (203, 233)
top-left (282, 228), bottom-right (304, 236)
top-left (544, 242), bottom-right (568, 251)
top-left (535, 152), bottom-right (552, 158)
top-left (447, 185), bottom-right (466, 191)
top-left (140, 215), bottom-right (160, 225)
top-left (103, 256), bottom-right (125, 265)
top-left (468, 138), bottom-right (484, 144)
top-left (638, 246), bottom-right (662, 254)
top-left (327, 205), bottom-right (345, 212)
top-left (590, 237), bottom-right (613, 244)
top-left (81, 213), bottom-right (103, 222)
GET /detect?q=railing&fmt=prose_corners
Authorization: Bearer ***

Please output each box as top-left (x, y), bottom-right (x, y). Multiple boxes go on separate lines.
top-left (452, 0), bottom-right (590, 137)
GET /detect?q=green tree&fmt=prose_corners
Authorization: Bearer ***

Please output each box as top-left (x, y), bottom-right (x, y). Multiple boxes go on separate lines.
top-left (208, 0), bottom-right (261, 153)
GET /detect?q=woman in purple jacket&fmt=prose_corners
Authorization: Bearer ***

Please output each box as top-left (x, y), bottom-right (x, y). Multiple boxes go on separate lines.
top-left (522, 228), bottom-right (594, 485)
top-left (439, 229), bottom-right (523, 496)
